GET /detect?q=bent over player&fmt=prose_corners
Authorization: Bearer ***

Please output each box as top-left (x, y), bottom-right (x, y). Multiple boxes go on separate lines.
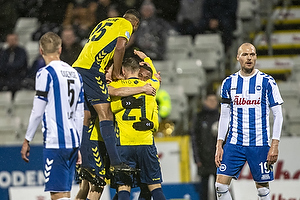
top-left (21, 32), bottom-right (84, 200)
top-left (215, 43), bottom-right (283, 200)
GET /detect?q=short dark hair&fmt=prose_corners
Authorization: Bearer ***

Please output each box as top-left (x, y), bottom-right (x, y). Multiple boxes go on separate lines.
top-left (140, 64), bottom-right (153, 77)
top-left (124, 9), bottom-right (141, 21)
top-left (122, 57), bottom-right (140, 73)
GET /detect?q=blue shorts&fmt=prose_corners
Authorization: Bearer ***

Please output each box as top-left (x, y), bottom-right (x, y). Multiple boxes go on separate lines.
top-left (74, 67), bottom-right (110, 105)
top-left (217, 143), bottom-right (274, 183)
top-left (43, 148), bottom-right (78, 192)
top-left (80, 129), bottom-right (108, 177)
top-left (116, 144), bottom-right (163, 185)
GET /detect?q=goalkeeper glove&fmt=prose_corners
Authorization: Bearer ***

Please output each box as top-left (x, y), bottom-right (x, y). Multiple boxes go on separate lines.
top-left (132, 118), bottom-right (154, 131)
top-left (121, 96), bottom-right (143, 109)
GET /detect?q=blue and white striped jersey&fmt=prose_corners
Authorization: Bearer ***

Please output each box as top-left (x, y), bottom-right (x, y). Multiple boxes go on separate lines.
top-left (220, 69), bottom-right (283, 146)
top-left (36, 60), bottom-right (84, 149)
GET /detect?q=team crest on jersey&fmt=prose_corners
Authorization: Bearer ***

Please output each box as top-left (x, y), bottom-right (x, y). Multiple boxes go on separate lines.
top-left (256, 85), bottom-right (262, 91)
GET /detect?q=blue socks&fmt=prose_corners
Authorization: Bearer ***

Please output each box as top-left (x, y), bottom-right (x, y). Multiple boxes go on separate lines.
top-left (99, 120), bottom-right (121, 165)
top-left (117, 190), bottom-right (130, 200)
top-left (151, 188), bottom-right (166, 200)
top-left (80, 125), bottom-right (90, 168)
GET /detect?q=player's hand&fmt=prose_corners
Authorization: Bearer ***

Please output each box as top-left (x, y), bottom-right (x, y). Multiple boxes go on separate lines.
top-left (267, 139), bottom-right (279, 165)
top-left (21, 139), bottom-right (30, 163)
top-left (113, 73), bottom-right (125, 81)
top-left (76, 150), bottom-right (82, 165)
top-left (154, 71), bottom-right (162, 83)
top-left (215, 141), bottom-right (224, 168)
top-left (133, 118), bottom-right (154, 131)
top-left (134, 49), bottom-right (147, 60)
top-left (122, 96), bottom-right (143, 109)
top-left (143, 83), bottom-right (156, 96)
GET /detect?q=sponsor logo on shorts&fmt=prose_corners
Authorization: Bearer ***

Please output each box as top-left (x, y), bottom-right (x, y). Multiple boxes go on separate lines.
top-left (220, 164), bottom-right (227, 172)
top-left (261, 174), bottom-right (270, 180)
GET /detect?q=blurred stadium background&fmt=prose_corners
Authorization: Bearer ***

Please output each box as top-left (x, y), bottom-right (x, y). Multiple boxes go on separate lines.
top-left (1, 0), bottom-right (300, 199)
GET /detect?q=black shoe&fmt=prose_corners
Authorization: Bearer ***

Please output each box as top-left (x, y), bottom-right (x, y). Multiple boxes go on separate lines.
top-left (79, 167), bottom-right (106, 187)
top-left (110, 163), bottom-right (137, 173)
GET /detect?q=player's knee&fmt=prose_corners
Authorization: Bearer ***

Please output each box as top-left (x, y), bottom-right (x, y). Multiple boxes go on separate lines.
top-left (215, 182), bottom-right (229, 194)
top-left (257, 187), bottom-right (270, 198)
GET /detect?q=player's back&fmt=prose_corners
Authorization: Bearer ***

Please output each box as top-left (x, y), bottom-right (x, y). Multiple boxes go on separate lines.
top-left (37, 60), bottom-right (84, 149)
top-left (72, 17), bottom-right (132, 73)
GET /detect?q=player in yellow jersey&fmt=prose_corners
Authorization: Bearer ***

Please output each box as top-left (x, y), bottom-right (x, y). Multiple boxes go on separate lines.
top-left (76, 60), bottom-right (157, 200)
top-left (108, 51), bottom-right (166, 200)
top-left (73, 9), bottom-right (140, 172)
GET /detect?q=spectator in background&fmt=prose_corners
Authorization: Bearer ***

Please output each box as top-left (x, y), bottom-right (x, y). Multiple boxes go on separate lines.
top-left (32, 0), bottom-right (71, 41)
top-left (64, 0), bottom-right (98, 41)
top-left (156, 89), bottom-right (172, 122)
top-left (198, 0), bottom-right (237, 52)
top-left (107, 3), bottom-right (123, 18)
top-left (60, 26), bottom-right (83, 65)
top-left (191, 93), bottom-right (219, 200)
top-left (0, 0), bottom-right (18, 42)
top-left (0, 33), bottom-right (27, 99)
top-left (133, 1), bottom-right (173, 60)
top-left (94, 0), bottom-right (115, 22)
top-left (23, 55), bottom-right (46, 90)
top-left (177, 0), bottom-right (204, 37)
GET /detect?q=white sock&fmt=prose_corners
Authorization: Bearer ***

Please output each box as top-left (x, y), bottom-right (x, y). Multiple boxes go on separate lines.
top-left (215, 182), bottom-right (232, 200)
top-left (57, 198), bottom-right (71, 200)
top-left (258, 187), bottom-right (270, 200)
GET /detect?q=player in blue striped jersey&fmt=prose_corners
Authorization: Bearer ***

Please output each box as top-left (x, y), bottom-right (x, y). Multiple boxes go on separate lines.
top-left (21, 32), bottom-right (84, 200)
top-left (214, 43), bottom-right (283, 200)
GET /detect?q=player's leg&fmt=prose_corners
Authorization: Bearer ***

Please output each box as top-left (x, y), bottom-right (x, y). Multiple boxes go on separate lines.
top-left (246, 146), bottom-right (273, 200)
top-left (44, 148), bottom-right (78, 200)
top-left (147, 184), bottom-right (166, 200)
top-left (75, 179), bottom-right (89, 200)
top-left (93, 102), bottom-right (122, 165)
top-left (215, 143), bottom-right (246, 200)
top-left (117, 185), bottom-right (131, 200)
top-left (74, 67), bottom-right (124, 168)
top-left (50, 192), bottom-right (71, 200)
top-left (87, 182), bottom-right (104, 200)
top-left (256, 182), bottom-right (270, 200)
top-left (137, 144), bottom-right (166, 200)
top-left (215, 175), bottom-right (232, 200)
top-left (138, 183), bottom-right (151, 200)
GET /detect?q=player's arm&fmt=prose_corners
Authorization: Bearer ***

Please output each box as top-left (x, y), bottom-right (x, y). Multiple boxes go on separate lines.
top-left (75, 74), bottom-right (85, 143)
top-left (134, 50), bottom-right (158, 79)
top-left (112, 37), bottom-right (127, 80)
top-left (108, 83), bottom-right (156, 97)
top-left (215, 100), bottom-right (230, 167)
top-left (267, 104), bottom-right (283, 166)
top-left (152, 105), bottom-right (159, 132)
top-left (108, 84), bottom-right (155, 113)
top-left (21, 93), bottom-right (47, 162)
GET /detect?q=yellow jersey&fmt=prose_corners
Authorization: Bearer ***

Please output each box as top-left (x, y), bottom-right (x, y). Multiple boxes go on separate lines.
top-left (109, 57), bottom-right (160, 145)
top-left (72, 17), bottom-right (133, 73)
